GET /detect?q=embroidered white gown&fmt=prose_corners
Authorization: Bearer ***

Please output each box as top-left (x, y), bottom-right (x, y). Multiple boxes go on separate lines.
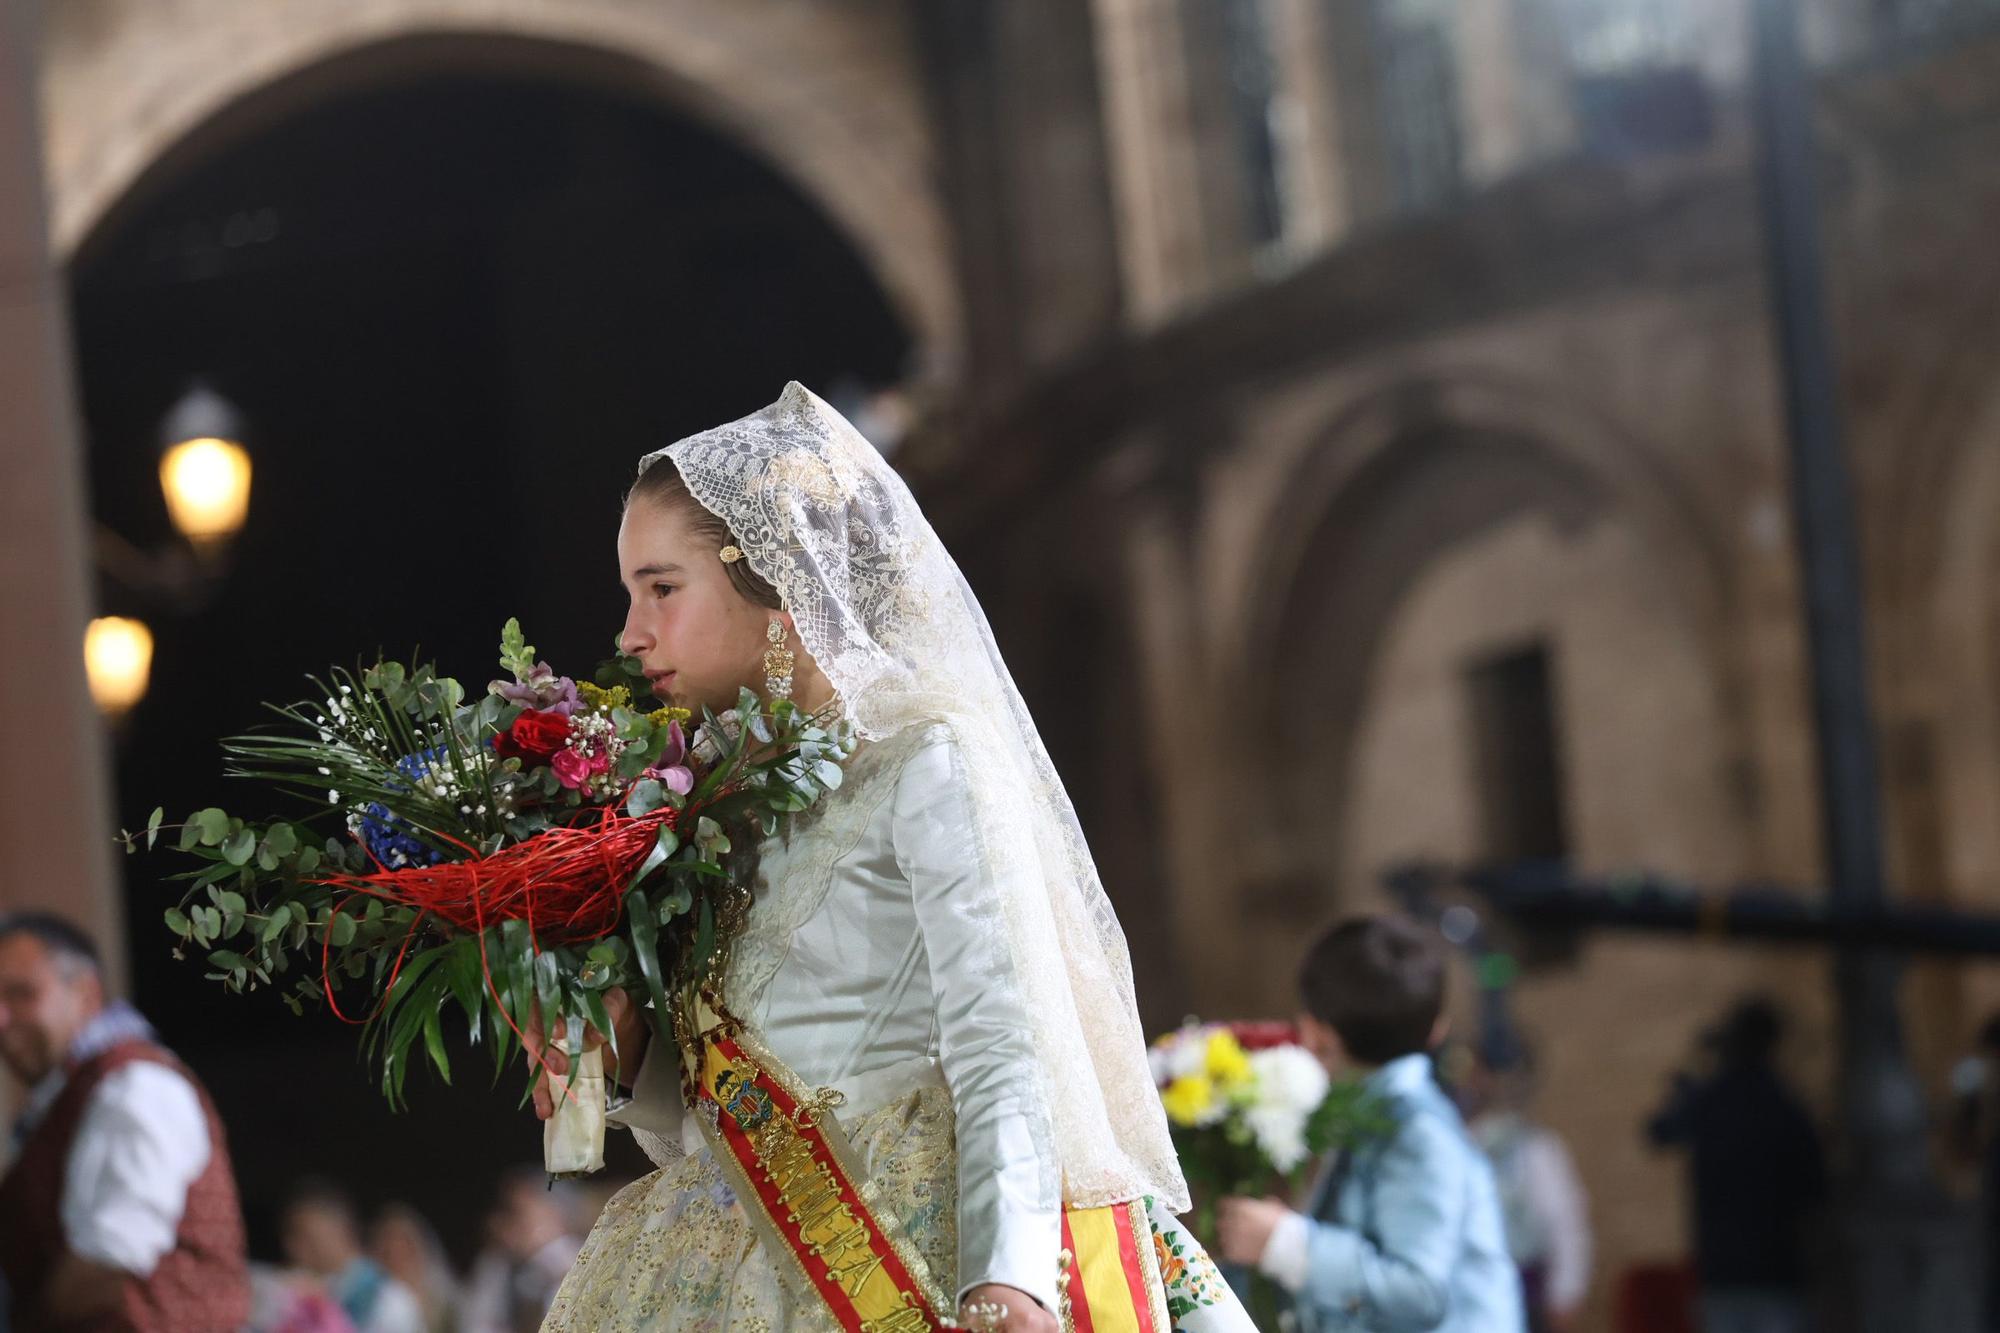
top-left (541, 727), bottom-right (1237, 1332)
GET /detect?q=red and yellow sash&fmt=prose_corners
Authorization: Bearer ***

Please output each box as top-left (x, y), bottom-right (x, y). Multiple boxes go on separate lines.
top-left (1060, 1206), bottom-right (1163, 1333)
top-left (688, 1019), bottom-right (1168, 1333)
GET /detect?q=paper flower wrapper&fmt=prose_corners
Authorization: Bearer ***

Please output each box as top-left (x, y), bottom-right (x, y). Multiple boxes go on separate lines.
top-left (544, 1043), bottom-right (607, 1176)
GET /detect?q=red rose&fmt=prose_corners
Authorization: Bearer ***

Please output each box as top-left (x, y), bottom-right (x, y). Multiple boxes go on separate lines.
top-left (1229, 1020), bottom-right (1299, 1051)
top-left (493, 708), bottom-right (571, 764)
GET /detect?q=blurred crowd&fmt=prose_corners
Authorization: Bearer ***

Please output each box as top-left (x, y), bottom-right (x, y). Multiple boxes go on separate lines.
top-left (7, 900), bottom-right (2000, 1332)
top-left (248, 1170), bottom-right (585, 1333)
top-left (0, 910), bottom-right (599, 1333)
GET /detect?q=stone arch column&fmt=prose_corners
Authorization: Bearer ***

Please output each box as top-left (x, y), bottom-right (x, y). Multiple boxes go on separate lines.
top-left (0, 3), bottom-right (125, 988)
top-left (39, 0), bottom-right (960, 379)
top-left (1861, 240), bottom-right (2000, 1065)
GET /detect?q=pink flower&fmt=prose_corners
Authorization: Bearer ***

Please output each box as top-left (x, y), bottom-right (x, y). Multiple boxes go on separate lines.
top-left (551, 748), bottom-right (592, 790)
top-left (646, 764), bottom-right (694, 796)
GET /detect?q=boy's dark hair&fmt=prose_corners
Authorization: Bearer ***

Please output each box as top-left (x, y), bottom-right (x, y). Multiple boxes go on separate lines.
top-left (1298, 915), bottom-right (1447, 1065)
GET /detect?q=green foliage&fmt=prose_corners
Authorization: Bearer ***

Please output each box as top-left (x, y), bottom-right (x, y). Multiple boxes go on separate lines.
top-left (498, 618), bottom-right (535, 680)
top-left (126, 622), bottom-right (856, 1112)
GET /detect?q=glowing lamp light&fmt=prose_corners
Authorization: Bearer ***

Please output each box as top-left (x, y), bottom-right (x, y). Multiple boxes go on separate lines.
top-left (85, 616), bottom-right (154, 719)
top-left (159, 436), bottom-right (252, 548)
top-left (158, 383), bottom-right (251, 549)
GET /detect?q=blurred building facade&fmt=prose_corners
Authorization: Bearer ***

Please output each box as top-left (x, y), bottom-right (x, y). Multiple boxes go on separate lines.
top-left (14, 0), bottom-right (2000, 1323)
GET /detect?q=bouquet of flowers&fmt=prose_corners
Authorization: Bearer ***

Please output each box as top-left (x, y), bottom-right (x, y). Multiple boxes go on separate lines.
top-left (1152, 1022), bottom-right (1325, 1190)
top-left (1150, 1021), bottom-right (1395, 1324)
top-left (122, 619), bottom-right (853, 1173)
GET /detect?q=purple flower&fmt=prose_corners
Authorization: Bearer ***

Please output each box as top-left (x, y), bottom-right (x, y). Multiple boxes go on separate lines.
top-left (643, 722), bottom-right (692, 795)
top-left (646, 764), bottom-right (694, 796)
top-left (489, 662), bottom-right (579, 716)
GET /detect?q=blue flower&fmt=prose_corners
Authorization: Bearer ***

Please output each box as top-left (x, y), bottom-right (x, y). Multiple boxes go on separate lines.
top-left (356, 746), bottom-right (453, 868)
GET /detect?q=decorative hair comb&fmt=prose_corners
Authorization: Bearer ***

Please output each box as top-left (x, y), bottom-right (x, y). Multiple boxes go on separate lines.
top-left (719, 546), bottom-right (745, 564)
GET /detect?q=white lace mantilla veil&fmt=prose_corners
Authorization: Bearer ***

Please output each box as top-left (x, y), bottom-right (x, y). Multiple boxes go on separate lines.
top-left (638, 382), bottom-right (1189, 1213)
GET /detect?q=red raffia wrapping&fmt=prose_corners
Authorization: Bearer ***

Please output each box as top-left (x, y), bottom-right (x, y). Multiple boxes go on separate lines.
top-left (326, 805), bottom-right (679, 944)
top-left (314, 804), bottom-right (681, 1027)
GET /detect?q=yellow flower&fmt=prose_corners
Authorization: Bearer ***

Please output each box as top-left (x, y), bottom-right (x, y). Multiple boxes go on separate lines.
top-left (1161, 1074), bottom-right (1216, 1127)
top-left (577, 681), bottom-right (632, 713)
top-left (648, 705), bottom-right (692, 726)
top-left (1204, 1030), bottom-right (1252, 1089)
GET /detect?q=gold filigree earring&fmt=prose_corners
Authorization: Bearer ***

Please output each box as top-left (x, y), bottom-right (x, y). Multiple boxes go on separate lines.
top-left (763, 621), bottom-right (795, 703)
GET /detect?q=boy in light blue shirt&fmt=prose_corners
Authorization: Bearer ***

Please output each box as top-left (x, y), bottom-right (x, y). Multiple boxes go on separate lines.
top-left (1217, 916), bottom-right (1524, 1332)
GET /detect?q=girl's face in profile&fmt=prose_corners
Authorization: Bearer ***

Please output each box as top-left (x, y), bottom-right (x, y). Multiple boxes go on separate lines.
top-left (617, 496), bottom-right (779, 716)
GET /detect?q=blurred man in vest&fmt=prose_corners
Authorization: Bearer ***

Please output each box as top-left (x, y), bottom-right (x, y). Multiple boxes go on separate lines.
top-left (0, 912), bottom-right (250, 1330)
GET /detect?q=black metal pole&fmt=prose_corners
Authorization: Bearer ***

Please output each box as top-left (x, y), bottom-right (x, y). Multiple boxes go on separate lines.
top-left (1388, 862), bottom-right (2000, 958)
top-left (1749, 0), bottom-right (1952, 1326)
top-left (1754, 0), bottom-right (1883, 926)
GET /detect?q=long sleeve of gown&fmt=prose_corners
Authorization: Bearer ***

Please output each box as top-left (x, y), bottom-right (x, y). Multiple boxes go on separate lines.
top-left (606, 1031), bottom-right (688, 1158)
top-left (894, 730), bottom-right (1064, 1312)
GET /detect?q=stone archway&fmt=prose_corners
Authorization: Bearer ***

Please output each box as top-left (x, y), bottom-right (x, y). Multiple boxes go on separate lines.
top-left (1238, 372), bottom-right (1731, 673)
top-left (39, 0), bottom-right (960, 375)
top-left (1225, 372), bottom-right (1741, 903)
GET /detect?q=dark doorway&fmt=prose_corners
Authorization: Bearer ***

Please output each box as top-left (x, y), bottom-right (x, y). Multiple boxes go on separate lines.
top-left (70, 55), bottom-right (910, 1263)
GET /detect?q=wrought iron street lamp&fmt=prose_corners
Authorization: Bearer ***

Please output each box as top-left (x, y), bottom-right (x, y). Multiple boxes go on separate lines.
top-left (87, 383), bottom-right (253, 719)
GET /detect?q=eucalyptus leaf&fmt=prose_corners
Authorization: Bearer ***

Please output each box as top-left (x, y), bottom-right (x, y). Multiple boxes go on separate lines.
top-left (259, 905), bottom-right (292, 943)
top-left (220, 829), bottom-right (257, 867)
top-left (625, 779), bottom-right (664, 819)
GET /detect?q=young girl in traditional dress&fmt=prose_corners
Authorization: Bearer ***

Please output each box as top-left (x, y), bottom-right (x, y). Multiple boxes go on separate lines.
top-left (536, 385), bottom-right (1249, 1333)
